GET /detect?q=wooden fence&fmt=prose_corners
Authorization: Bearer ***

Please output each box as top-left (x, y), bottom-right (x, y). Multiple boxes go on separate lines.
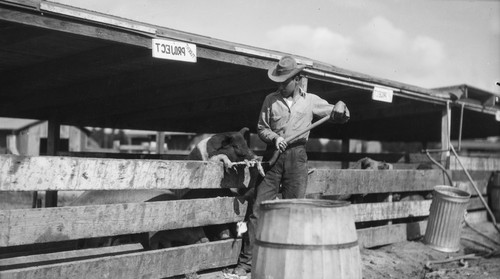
top-left (0, 154), bottom-right (496, 278)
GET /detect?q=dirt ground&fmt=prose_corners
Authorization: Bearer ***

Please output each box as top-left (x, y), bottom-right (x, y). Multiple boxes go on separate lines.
top-left (201, 221), bottom-right (500, 279)
top-left (362, 221), bottom-right (500, 279)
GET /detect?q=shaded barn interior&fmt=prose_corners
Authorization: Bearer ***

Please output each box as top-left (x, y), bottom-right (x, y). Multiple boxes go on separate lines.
top-left (1, 1), bottom-right (498, 143)
top-left (1, 1), bottom-right (499, 278)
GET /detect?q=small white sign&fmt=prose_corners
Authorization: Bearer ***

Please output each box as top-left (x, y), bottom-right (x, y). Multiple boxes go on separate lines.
top-left (372, 86), bottom-right (394, 103)
top-left (152, 38), bottom-right (197, 63)
top-left (496, 110), bottom-right (500, 122)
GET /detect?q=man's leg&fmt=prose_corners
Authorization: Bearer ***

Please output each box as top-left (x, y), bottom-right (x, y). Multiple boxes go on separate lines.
top-left (281, 146), bottom-right (308, 199)
top-left (235, 153), bottom-right (284, 273)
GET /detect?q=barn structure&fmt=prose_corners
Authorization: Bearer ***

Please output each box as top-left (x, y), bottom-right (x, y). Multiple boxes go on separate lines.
top-left (1, 0), bottom-right (499, 278)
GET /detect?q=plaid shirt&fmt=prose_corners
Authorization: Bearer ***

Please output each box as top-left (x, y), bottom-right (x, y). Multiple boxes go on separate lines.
top-left (257, 87), bottom-right (333, 145)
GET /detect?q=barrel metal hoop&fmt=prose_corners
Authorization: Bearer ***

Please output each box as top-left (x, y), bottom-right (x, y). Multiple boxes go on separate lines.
top-left (255, 239), bottom-right (358, 250)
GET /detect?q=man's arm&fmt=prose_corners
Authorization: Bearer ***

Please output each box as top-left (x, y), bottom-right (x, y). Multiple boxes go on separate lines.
top-left (257, 96), bottom-right (280, 144)
top-left (312, 94), bottom-right (349, 123)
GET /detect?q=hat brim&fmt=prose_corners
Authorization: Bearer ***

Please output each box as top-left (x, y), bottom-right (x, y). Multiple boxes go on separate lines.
top-left (268, 65), bottom-right (306, 83)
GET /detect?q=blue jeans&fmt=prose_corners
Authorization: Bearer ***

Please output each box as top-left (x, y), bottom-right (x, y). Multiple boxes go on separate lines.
top-left (238, 144), bottom-right (308, 270)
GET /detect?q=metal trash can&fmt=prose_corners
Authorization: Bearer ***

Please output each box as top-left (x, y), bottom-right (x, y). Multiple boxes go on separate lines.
top-left (424, 185), bottom-right (471, 252)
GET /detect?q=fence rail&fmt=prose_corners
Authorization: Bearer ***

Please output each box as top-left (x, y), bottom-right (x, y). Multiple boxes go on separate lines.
top-left (0, 154), bottom-right (495, 278)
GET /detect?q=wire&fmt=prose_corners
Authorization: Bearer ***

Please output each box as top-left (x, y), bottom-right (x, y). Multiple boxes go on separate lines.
top-left (424, 150), bottom-right (453, 185)
top-left (450, 144), bottom-right (500, 235)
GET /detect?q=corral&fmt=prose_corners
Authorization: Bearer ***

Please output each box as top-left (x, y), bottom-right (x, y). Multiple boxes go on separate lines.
top-left (1, 1), bottom-right (500, 278)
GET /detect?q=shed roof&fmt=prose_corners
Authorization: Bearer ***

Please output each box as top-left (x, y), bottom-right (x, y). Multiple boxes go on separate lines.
top-left (0, 0), bottom-right (498, 142)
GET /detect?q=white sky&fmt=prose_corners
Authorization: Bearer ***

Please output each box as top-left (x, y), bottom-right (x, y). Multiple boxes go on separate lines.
top-left (53, 0), bottom-right (500, 94)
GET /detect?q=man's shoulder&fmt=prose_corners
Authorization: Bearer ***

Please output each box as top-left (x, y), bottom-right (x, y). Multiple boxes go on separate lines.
top-left (264, 90), bottom-right (281, 100)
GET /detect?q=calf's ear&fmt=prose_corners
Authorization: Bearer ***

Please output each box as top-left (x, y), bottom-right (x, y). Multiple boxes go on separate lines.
top-left (206, 134), bottom-right (228, 157)
top-left (221, 135), bottom-right (233, 147)
top-left (239, 127), bottom-right (249, 136)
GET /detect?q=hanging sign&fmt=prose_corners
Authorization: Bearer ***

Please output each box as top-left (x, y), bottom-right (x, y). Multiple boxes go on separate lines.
top-left (152, 38), bottom-right (197, 63)
top-left (372, 86), bottom-right (394, 103)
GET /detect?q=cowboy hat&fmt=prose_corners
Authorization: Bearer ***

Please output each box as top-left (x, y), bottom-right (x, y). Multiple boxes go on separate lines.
top-left (268, 56), bottom-right (306, 83)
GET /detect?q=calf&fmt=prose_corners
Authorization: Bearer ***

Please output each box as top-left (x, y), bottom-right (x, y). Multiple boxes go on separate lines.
top-left (177, 127), bottom-right (262, 241)
top-left (187, 127), bottom-right (263, 174)
top-left (70, 190), bottom-right (208, 249)
top-left (72, 128), bottom-right (261, 249)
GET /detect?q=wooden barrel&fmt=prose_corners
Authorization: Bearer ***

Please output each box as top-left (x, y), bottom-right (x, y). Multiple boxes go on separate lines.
top-left (252, 199), bottom-right (362, 279)
top-left (487, 171), bottom-right (500, 222)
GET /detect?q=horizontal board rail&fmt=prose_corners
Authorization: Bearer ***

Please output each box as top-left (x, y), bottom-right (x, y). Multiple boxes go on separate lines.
top-left (2, 155), bottom-right (492, 194)
top-left (307, 169), bottom-right (446, 195)
top-left (306, 169), bottom-right (493, 195)
top-left (0, 243), bottom-right (144, 271)
top-left (352, 196), bottom-right (485, 223)
top-left (0, 239), bottom-right (241, 279)
top-left (0, 155), bottom-right (255, 191)
top-left (0, 196), bottom-right (484, 247)
top-left (0, 197), bottom-right (247, 247)
top-left (254, 151), bottom-right (407, 163)
top-left (357, 210), bottom-right (488, 248)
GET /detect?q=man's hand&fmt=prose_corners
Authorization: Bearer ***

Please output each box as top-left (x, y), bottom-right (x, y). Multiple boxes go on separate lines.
top-left (275, 136), bottom-right (287, 152)
top-left (332, 101), bottom-right (350, 124)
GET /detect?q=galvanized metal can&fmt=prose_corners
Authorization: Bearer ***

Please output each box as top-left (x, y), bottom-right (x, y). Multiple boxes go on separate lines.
top-left (424, 185), bottom-right (471, 252)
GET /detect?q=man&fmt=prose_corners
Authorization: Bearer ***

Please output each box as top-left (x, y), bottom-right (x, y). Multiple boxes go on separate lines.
top-left (232, 56), bottom-right (349, 276)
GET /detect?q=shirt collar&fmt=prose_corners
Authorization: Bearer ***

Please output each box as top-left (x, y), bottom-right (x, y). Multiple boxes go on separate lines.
top-left (298, 86), bottom-right (306, 97)
top-left (276, 86), bottom-right (306, 99)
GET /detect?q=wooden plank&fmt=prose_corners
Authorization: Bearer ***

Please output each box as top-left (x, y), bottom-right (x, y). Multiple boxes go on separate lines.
top-left (468, 196), bottom-right (487, 210)
top-left (308, 161), bottom-right (421, 170)
top-left (306, 169), bottom-right (446, 195)
top-left (353, 200), bottom-right (431, 223)
top-left (357, 221), bottom-right (427, 249)
top-left (40, 2), bottom-right (157, 34)
top-left (452, 170), bottom-right (492, 195)
top-left (0, 239), bottom-right (241, 279)
top-left (1, 0), bottom-right (40, 9)
top-left (450, 156), bottom-right (500, 171)
top-left (0, 155), bottom-right (229, 191)
top-left (465, 210), bottom-right (487, 224)
top-left (0, 243), bottom-right (143, 270)
top-left (0, 7), bottom-right (151, 48)
top-left (0, 3), bottom-right (275, 73)
top-left (304, 152), bottom-right (406, 163)
top-left (352, 197), bottom-right (484, 222)
top-left (45, 119), bottom-right (60, 207)
top-left (57, 151), bottom-right (189, 160)
top-left (0, 197), bottom-right (247, 246)
top-left (441, 103), bottom-right (451, 167)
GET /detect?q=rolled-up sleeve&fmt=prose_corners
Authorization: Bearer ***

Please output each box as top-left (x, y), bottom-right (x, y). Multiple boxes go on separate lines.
top-left (311, 94), bottom-right (334, 119)
top-left (257, 96), bottom-right (279, 144)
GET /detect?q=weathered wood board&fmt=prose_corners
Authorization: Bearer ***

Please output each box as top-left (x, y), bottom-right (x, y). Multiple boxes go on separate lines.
top-left (2, 155), bottom-right (491, 194)
top-left (0, 197), bottom-right (247, 247)
top-left (0, 155), bottom-right (230, 191)
top-left (0, 243), bottom-right (143, 270)
top-left (1, 197), bottom-right (483, 247)
top-left (306, 169), bottom-right (492, 195)
top-left (358, 221), bottom-right (427, 248)
top-left (0, 239), bottom-right (241, 279)
top-left (306, 169), bottom-right (446, 195)
top-left (357, 210), bottom-right (488, 249)
top-left (453, 170), bottom-right (493, 195)
top-left (354, 201), bottom-right (431, 223)
top-left (352, 197), bottom-right (484, 223)
top-left (450, 156), bottom-right (500, 171)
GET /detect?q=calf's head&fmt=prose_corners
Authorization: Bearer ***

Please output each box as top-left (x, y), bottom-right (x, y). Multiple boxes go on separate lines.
top-left (206, 127), bottom-right (257, 162)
